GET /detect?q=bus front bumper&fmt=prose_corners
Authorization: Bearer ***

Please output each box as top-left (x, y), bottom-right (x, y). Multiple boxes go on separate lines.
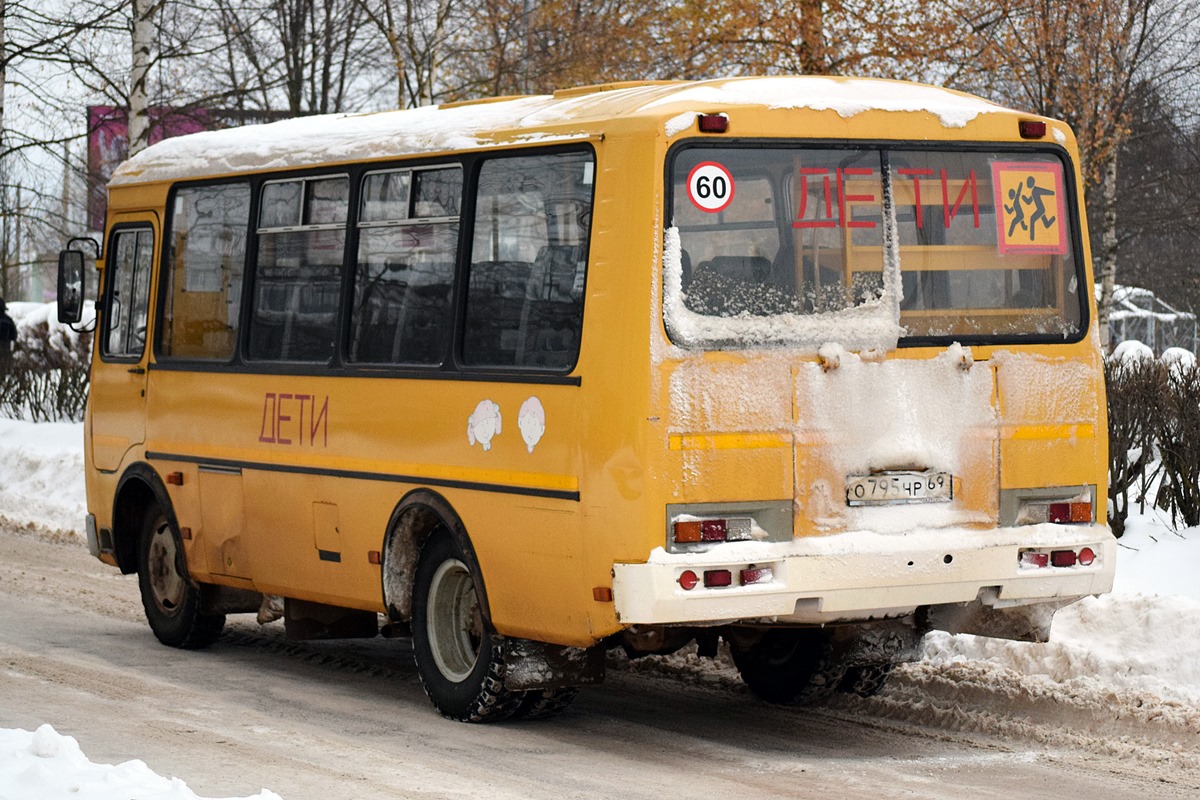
top-left (611, 523), bottom-right (1115, 629)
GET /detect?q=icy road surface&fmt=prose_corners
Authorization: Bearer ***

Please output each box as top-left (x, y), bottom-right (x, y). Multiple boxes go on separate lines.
top-left (1, 523), bottom-right (1197, 800)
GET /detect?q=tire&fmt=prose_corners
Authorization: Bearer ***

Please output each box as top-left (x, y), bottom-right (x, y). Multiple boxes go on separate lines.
top-left (512, 687), bottom-right (579, 721)
top-left (137, 508), bottom-right (225, 649)
top-left (730, 628), bottom-right (846, 705)
top-left (411, 529), bottom-right (523, 722)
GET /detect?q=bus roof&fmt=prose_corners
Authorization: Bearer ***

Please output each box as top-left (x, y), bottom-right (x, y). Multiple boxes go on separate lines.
top-left (109, 76), bottom-right (1024, 187)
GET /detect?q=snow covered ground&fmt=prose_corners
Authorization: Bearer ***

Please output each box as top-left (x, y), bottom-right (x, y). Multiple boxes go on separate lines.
top-left (2, 414), bottom-right (1199, 797)
top-left (1, 299), bottom-right (1198, 796)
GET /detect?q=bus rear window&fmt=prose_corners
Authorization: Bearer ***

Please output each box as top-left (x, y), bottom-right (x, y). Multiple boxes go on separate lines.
top-left (667, 146), bottom-right (1084, 348)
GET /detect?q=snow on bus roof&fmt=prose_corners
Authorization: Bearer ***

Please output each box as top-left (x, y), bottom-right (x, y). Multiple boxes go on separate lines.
top-left (109, 76), bottom-right (1021, 187)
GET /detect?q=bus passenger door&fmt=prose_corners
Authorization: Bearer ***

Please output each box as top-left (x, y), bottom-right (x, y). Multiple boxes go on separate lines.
top-left (91, 219), bottom-right (156, 472)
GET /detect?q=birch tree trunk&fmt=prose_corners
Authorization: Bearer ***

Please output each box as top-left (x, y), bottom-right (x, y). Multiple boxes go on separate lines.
top-left (129, 0), bottom-right (160, 156)
top-left (1097, 151), bottom-right (1120, 350)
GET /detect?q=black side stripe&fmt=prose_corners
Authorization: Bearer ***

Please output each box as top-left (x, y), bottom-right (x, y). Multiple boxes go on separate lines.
top-left (145, 451), bottom-right (581, 502)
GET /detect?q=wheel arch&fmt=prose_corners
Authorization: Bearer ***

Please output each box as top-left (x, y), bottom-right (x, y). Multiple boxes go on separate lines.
top-left (111, 462), bottom-right (176, 575)
top-left (381, 488), bottom-right (491, 626)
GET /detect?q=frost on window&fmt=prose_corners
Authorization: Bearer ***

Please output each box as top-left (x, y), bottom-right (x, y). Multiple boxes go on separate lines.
top-left (665, 145), bottom-right (1085, 350)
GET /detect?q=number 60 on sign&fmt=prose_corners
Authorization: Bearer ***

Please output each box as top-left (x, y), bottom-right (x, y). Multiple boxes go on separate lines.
top-left (687, 161), bottom-right (735, 213)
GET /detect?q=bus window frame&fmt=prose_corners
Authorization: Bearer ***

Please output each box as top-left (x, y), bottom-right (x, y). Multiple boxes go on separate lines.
top-left (455, 146), bottom-right (597, 377)
top-left (149, 143), bottom-right (595, 387)
top-left (663, 138), bottom-right (1090, 350)
top-left (100, 222), bottom-right (157, 365)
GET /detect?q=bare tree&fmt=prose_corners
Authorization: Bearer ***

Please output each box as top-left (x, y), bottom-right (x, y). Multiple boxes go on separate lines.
top-left (946, 0), bottom-right (1200, 345)
top-left (356, 0), bottom-right (458, 107)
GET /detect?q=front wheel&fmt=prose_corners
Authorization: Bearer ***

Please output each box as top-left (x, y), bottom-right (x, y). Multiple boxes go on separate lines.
top-left (411, 530), bottom-right (522, 722)
top-left (137, 507), bottom-right (225, 649)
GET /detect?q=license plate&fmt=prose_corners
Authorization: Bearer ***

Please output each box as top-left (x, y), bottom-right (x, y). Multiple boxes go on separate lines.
top-left (845, 471), bottom-right (953, 506)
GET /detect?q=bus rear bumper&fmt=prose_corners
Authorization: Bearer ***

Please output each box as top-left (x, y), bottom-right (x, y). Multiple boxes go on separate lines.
top-left (611, 523), bottom-right (1116, 630)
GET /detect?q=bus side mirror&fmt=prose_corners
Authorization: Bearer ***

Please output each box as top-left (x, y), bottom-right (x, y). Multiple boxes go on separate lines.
top-left (57, 249), bottom-right (86, 325)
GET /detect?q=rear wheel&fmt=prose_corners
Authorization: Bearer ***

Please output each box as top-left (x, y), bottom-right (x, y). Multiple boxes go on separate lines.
top-left (411, 530), bottom-right (522, 722)
top-left (730, 629), bottom-right (845, 705)
top-left (137, 508), bottom-right (224, 649)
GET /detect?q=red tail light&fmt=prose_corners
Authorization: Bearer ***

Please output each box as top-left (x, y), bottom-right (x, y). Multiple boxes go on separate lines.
top-left (703, 569), bottom-right (733, 588)
top-left (678, 570), bottom-right (699, 590)
top-left (740, 566), bottom-right (773, 585)
top-left (1051, 550), bottom-right (1077, 567)
top-left (1077, 547), bottom-right (1096, 566)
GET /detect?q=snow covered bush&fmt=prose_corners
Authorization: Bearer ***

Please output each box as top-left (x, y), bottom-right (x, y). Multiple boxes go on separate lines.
top-left (1106, 341), bottom-right (1200, 535)
top-left (1153, 359), bottom-right (1200, 529)
top-left (0, 302), bottom-right (93, 423)
top-left (1104, 349), bottom-right (1163, 538)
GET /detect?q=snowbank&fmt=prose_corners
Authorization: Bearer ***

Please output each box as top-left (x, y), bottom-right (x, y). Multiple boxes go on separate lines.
top-left (0, 418), bottom-right (86, 534)
top-left (0, 725), bottom-right (281, 800)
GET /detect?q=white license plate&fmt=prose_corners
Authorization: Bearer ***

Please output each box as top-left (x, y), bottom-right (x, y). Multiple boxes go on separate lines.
top-left (845, 471), bottom-right (953, 506)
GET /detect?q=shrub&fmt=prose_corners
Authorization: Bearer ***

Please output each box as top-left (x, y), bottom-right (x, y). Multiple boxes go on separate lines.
top-left (1153, 359), bottom-right (1200, 529)
top-left (1104, 353), bottom-right (1164, 537)
top-left (0, 303), bottom-right (92, 423)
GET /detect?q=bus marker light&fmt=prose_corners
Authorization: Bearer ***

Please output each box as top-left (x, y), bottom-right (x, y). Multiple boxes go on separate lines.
top-left (593, 587), bottom-right (613, 602)
top-left (1078, 547), bottom-right (1096, 566)
top-left (704, 569), bottom-right (733, 588)
top-left (368, 550), bottom-right (382, 565)
top-left (1019, 120), bottom-right (1046, 139)
top-left (1020, 551), bottom-right (1049, 568)
top-left (679, 570), bottom-right (699, 590)
top-left (1051, 549), bottom-right (1077, 567)
top-left (166, 471), bottom-right (184, 486)
top-left (698, 114), bottom-right (729, 133)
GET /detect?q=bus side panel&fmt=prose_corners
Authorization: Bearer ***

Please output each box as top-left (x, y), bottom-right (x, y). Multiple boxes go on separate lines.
top-left (144, 369), bottom-right (595, 644)
top-left (572, 134), bottom-right (664, 638)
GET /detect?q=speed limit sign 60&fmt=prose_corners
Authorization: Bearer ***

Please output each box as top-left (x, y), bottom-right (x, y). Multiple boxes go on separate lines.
top-left (687, 162), bottom-right (735, 213)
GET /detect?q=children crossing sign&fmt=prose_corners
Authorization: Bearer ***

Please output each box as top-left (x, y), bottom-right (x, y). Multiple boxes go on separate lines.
top-left (992, 161), bottom-right (1068, 255)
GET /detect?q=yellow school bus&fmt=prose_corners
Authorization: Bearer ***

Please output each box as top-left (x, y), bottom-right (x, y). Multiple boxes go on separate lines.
top-left (59, 76), bottom-right (1114, 721)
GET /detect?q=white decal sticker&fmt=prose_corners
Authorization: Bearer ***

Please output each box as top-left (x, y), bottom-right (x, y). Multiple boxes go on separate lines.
top-left (518, 396), bottom-right (546, 453)
top-left (467, 399), bottom-right (502, 451)
top-left (687, 161), bottom-right (735, 213)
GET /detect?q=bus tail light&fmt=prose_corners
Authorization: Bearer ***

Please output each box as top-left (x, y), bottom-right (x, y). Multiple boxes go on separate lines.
top-left (740, 566), bottom-right (772, 585)
top-left (1050, 549), bottom-right (1077, 567)
top-left (678, 564), bottom-right (776, 591)
top-left (1019, 547), bottom-right (1099, 569)
top-left (1019, 551), bottom-right (1049, 568)
top-left (672, 516), bottom-right (755, 544)
top-left (1016, 493), bottom-right (1093, 526)
top-left (703, 569), bottom-right (733, 588)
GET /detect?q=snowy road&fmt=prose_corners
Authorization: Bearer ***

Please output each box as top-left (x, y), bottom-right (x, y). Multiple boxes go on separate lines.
top-left (2, 524), bottom-right (1198, 800)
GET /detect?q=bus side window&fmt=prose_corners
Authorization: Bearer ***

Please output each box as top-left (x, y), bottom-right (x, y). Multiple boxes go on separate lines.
top-left (103, 227), bottom-right (154, 359)
top-left (350, 166), bottom-right (461, 366)
top-left (159, 183), bottom-right (251, 361)
top-left (247, 176), bottom-right (349, 363)
top-left (462, 151), bottom-right (593, 371)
